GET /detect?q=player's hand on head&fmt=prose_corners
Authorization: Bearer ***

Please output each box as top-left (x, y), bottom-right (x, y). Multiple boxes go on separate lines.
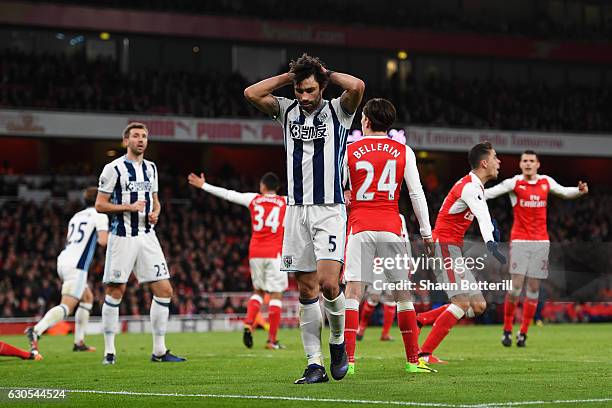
top-left (423, 237), bottom-right (434, 257)
top-left (578, 181), bottom-right (588, 194)
top-left (187, 172), bottom-right (205, 189)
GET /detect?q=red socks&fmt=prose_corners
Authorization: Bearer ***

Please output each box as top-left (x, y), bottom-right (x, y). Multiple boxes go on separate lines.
top-left (344, 300), bottom-right (360, 363)
top-left (267, 299), bottom-right (282, 343)
top-left (417, 304), bottom-right (449, 326)
top-left (381, 303), bottom-right (396, 337)
top-left (244, 294), bottom-right (263, 327)
top-left (520, 299), bottom-right (538, 335)
top-left (420, 304), bottom-right (464, 355)
top-left (397, 303), bottom-right (419, 363)
top-left (358, 300), bottom-right (376, 335)
top-left (0, 341), bottom-right (31, 359)
top-left (503, 294), bottom-right (517, 332)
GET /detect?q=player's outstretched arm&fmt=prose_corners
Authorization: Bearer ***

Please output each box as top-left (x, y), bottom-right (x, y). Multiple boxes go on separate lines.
top-left (95, 192), bottom-right (144, 214)
top-left (187, 172), bottom-right (256, 207)
top-left (484, 177), bottom-right (515, 200)
top-left (463, 184), bottom-right (506, 263)
top-left (329, 71), bottom-right (365, 115)
top-left (546, 176), bottom-right (588, 199)
top-left (244, 73), bottom-right (295, 117)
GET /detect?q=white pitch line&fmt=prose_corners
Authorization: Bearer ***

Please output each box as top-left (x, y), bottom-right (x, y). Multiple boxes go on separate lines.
top-left (1, 388), bottom-right (610, 407)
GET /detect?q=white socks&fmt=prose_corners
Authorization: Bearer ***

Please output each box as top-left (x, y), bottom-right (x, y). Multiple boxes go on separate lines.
top-left (323, 292), bottom-right (346, 345)
top-left (34, 304), bottom-right (69, 336)
top-left (299, 298), bottom-right (323, 366)
top-left (74, 302), bottom-right (92, 344)
top-left (102, 295), bottom-right (121, 355)
top-left (151, 296), bottom-right (170, 357)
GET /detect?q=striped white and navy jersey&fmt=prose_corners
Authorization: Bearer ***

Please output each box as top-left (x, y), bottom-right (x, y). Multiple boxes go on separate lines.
top-left (98, 156), bottom-right (159, 237)
top-left (275, 96), bottom-right (355, 205)
top-left (57, 207), bottom-right (108, 271)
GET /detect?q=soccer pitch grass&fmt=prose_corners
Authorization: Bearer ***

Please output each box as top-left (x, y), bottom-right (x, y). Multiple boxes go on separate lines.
top-left (1, 324), bottom-right (611, 407)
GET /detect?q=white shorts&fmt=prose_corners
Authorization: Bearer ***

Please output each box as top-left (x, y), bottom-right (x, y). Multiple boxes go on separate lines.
top-left (103, 232), bottom-right (169, 284)
top-left (344, 230), bottom-right (412, 285)
top-left (281, 204), bottom-right (346, 272)
top-left (250, 257), bottom-right (288, 293)
top-left (509, 241), bottom-right (550, 279)
top-left (433, 242), bottom-right (481, 299)
top-left (58, 264), bottom-right (88, 299)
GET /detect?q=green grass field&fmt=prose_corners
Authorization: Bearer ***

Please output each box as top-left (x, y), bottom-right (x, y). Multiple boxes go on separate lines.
top-left (1, 323), bottom-right (611, 407)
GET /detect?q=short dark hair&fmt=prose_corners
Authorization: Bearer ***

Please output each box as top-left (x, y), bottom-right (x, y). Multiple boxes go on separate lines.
top-left (260, 172), bottom-right (280, 192)
top-left (123, 122), bottom-right (148, 139)
top-left (521, 150), bottom-right (539, 160)
top-left (363, 98), bottom-right (396, 132)
top-left (468, 141), bottom-right (494, 169)
top-left (289, 54), bottom-right (329, 89)
top-left (84, 186), bottom-right (98, 206)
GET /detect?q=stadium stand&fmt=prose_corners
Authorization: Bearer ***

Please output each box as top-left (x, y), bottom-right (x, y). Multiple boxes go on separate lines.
top-left (2, 50), bottom-right (612, 132)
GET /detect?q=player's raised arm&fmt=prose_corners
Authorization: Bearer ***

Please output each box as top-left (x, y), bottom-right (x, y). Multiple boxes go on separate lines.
top-left (244, 73), bottom-right (295, 118)
top-left (484, 177), bottom-right (515, 200)
top-left (187, 172), bottom-right (256, 207)
top-left (329, 71), bottom-right (365, 115)
top-left (545, 176), bottom-right (588, 199)
top-left (403, 145), bottom-right (432, 239)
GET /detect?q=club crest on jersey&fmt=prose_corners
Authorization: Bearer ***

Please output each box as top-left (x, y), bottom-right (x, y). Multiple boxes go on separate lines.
top-left (289, 122), bottom-right (327, 141)
top-left (282, 255), bottom-right (293, 269)
top-left (316, 111), bottom-right (329, 122)
top-left (541, 184), bottom-right (548, 191)
top-left (125, 180), bottom-right (153, 192)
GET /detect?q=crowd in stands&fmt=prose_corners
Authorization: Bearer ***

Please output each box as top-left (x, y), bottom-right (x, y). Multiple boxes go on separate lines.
top-left (0, 172), bottom-right (610, 321)
top-left (3, 50), bottom-right (612, 132)
top-left (49, 0), bottom-right (612, 41)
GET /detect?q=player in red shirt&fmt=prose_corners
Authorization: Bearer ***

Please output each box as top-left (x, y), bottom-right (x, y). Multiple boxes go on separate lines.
top-left (342, 98), bottom-right (436, 374)
top-left (0, 341), bottom-right (42, 361)
top-left (188, 172), bottom-right (287, 350)
top-left (485, 150), bottom-right (588, 347)
top-left (417, 141), bottom-right (507, 363)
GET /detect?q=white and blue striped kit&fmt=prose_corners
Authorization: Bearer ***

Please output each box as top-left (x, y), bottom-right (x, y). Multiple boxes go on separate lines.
top-left (98, 156), bottom-right (158, 236)
top-left (275, 97), bottom-right (354, 205)
top-left (56, 207), bottom-right (108, 272)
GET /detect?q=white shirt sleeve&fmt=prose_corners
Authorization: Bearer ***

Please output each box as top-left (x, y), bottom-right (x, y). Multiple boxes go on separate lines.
top-left (331, 97), bottom-right (356, 129)
top-left (484, 177), bottom-right (516, 200)
top-left (544, 175), bottom-right (581, 199)
top-left (95, 212), bottom-right (109, 232)
top-left (461, 183), bottom-right (494, 243)
top-left (151, 163), bottom-right (159, 193)
top-left (202, 183), bottom-right (257, 207)
top-left (403, 146), bottom-right (432, 238)
top-left (342, 153), bottom-right (350, 190)
top-left (98, 164), bottom-right (117, 194)
top-left (273, 97), bottom-right (295, 125)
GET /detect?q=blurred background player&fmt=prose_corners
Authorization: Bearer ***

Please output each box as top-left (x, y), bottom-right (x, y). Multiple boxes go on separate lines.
top-left (485, 150), bottom-right (589, 347)
top-left (418, 141), bottom-right (507, 363)
top-left (343, 98), bottom-right (435, 375)
top-left (96, 122), bottom-right (185, 365)
top-left (244, 54), bottom-right (365, 384)
top-left (0, 341), bottom-right (42, 361)
top-left (356, 215), bottom-right (413, 343)
top-left (187, 171), bottom-right (287, 350)
top-left (25, 187), bottom-right (108, 355)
